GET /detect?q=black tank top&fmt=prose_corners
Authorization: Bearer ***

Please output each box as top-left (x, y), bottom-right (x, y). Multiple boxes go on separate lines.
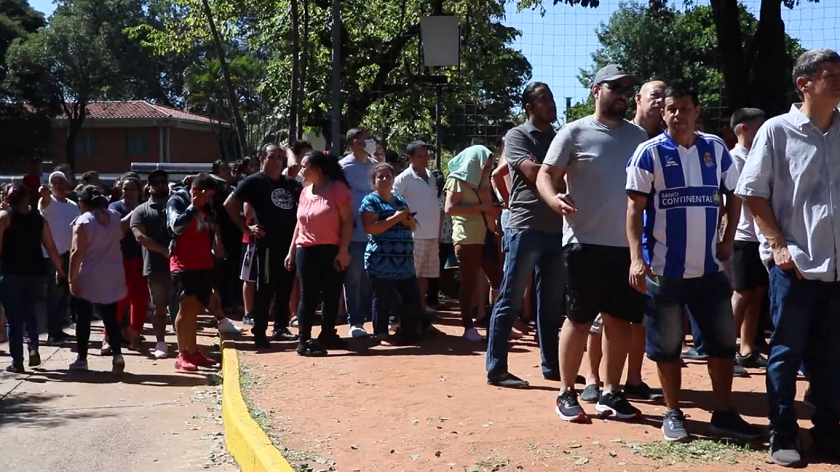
top-left (2, 210), bottom-right (45, 276)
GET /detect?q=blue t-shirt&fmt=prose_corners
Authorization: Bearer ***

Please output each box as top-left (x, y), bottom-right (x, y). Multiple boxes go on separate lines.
top-left (339, 154), bottom-right (376, 243)
top-left (625, 131), bottom-right (739, 279)
top-left (359, 193), bottom-right (415, 280)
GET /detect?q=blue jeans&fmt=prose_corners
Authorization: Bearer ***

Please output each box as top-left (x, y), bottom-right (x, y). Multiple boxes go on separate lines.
top-left (644, 272), bottom-right (736, 363)
top-left (343, 241), bottom-right (372, 326)
top-left (767, 265), bottom-right (840, 439)
top-left (45, 255), bottom-right (70, 339)
top-left (0, 274), bottom-right (43, 366)
top-left (486, 228), bottom-right (563, 378)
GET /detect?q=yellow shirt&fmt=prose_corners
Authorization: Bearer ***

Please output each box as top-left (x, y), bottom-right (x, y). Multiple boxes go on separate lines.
top-left (444, 177), bottom-right (486, 245)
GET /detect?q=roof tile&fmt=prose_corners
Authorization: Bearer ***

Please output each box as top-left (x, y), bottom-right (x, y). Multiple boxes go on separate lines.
top-left (72, 100), bottom-right (219, 125)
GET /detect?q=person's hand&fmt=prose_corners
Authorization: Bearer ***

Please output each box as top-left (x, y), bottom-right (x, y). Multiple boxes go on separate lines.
top-left (55, 269), bottom-right (66, 285)
top-left (481, 202), bottom-right (503, 216)
top-left (392, 209), bottom-right (411, 222)
top-left (716, 241), bottom-right (733, 262)
top-left (248, 224), bottom-right (265, 238)
top-left (284, 253), bottom-right (295, 271)
top-left (335, 248), bottom-right (351, 270)
top-left (161, 247), bottom-right (170, 258)
top-left (628, 258), bottom-right (650, 293)
top-left (69, 279), bottom-right (81, 298)
top-left (773, 245), bottom-right (802, 278)
top-left (39, 185), bottom-right (50, 201)
top-left (550, 193), bottom-right (577, 216)
top-left (191, 189), bottom-right (212, 208)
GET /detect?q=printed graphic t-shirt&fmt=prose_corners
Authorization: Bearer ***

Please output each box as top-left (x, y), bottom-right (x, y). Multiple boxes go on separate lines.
top-left (233, 172), bottom-right (302, 250)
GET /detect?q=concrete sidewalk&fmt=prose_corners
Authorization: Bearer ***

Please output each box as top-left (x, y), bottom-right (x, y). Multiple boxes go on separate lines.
top-left (0, 325), bottom-right (239, 472)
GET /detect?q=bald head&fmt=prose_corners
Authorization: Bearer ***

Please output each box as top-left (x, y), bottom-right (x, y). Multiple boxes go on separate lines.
top-left (634, 80), bottom-right (666, 135)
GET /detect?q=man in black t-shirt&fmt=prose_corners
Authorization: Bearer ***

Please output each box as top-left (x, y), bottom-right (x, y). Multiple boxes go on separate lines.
top-left (224, 143), bottom-right (302, 348)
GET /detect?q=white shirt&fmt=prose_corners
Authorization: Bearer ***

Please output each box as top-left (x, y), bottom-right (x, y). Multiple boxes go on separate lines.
top-left (393, 166), bottom-right (441, 240)
top-left (40, 196), bottom-right (80, 256)
top-left (729, 145), bottom-right (759, 242)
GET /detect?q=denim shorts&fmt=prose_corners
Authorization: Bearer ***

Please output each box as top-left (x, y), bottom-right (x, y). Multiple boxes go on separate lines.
top-left (644, 271), bottom-right (736, 363)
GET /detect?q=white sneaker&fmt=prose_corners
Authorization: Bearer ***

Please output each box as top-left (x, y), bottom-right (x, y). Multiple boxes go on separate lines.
top-left (348, 325), bottom-right (368, 338)
top-left (218, 318), bottom-right (243, 334)
top-left (69, 357), bottom-right (88, 371)
top-left (153, 342), bottom-right (168, 359)
top-left (463, 327), bottom-right (485, 342)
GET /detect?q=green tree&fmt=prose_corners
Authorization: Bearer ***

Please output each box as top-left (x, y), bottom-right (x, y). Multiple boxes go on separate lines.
top-left (519, 0), bottom-right (814, 117)
top-left (6, 12), bottom-right (118, 170)
top-left (0, 0), bottom-right (44, 95)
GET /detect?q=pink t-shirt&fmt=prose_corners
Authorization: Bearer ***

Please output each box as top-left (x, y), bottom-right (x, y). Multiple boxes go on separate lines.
top-left (295, 181), bottom-right (352, 247)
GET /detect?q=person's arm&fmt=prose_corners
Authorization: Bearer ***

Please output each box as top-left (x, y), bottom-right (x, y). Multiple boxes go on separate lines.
top-left (336, 195), bottom-right (354, 268)
top-left (362, 210), bottom-right (408, 235)
top-left (120, 211), bottom-right (133, 236)
top-left (130, 210), bottom-right (169, 256)
top-left (286, 224), bottom-right (300, 261)
top-left (537, 125), bottom-right (576, 215)
top-left (166, 195), bottom-right (198, 235)
top-left (223, 193), bottom-right (251, 235)
top-left (69, 223), bottom-right (86, 291)
top-left (38, 186), bottom-right (51, 211)
top-left (444, 185), bottom-right (495, 217)
top-left (490, 154), bottom-right (511, 205)
top-left (42, 220), bottom-right (66, 279)
top-left (504, 128), bottom-right (541, 184)
top-left (625, 142), bottom-right (656, 292)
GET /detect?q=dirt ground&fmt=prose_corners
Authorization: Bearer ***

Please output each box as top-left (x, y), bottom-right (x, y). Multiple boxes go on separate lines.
top-left (237, 305), bottom-right (838, 472)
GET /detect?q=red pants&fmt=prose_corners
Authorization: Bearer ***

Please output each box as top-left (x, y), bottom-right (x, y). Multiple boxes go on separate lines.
top-left (117, 258), bottom-right (149, 331)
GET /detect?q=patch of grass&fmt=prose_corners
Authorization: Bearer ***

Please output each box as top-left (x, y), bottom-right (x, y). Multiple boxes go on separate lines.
top-left (627, 439), bottom-right (757, 464)
top-left (237, 360), bottom-right (315, 467)
top-left (466, 457), bottom-right (512, 472)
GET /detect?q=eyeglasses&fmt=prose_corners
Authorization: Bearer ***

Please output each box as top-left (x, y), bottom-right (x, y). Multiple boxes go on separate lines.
top-left (603, 82), bottom-right (636, 96)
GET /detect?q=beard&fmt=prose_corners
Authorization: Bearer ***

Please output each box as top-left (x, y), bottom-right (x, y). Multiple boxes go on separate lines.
top-left (603, 100), bottom-right (627, 119)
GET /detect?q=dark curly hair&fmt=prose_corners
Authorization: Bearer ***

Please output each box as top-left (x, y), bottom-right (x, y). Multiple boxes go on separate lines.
top-left (303, 151), bottom-right (348, 186)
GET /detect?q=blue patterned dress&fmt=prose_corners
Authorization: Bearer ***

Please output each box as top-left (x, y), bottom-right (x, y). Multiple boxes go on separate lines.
top-left (359, 193), bottom-right (416, 280)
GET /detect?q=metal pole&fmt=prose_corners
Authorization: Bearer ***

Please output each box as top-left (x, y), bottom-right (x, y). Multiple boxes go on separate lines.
top-left (330, 0), bottom-right (341, 154)
top-left (565, 96), bottom-right (572, 123)
top-left (435, 83), bottom-right (443, 170)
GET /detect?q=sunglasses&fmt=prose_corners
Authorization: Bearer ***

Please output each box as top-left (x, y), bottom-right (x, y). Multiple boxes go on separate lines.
top-left (603, 82), bottom-right (636, 96)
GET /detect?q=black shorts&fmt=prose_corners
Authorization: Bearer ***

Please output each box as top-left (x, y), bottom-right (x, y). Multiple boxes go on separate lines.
top-left (172, 269), bottom-right (214, 307)
top-left (563, 243), bottom-right (644, 324)
top-left (732, 241), bottom-right (768, 291)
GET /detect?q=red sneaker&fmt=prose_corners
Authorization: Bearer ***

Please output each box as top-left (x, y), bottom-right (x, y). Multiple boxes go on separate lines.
top-left (190, 351), bottom-right (219, 369)
top-left (175, 354), bottom-right (198, 372)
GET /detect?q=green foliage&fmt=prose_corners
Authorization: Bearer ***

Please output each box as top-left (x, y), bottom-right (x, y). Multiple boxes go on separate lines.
top-left (566, 2), bottom-right (804, 126)
top-left (0, 0), bottom-right (44, 95)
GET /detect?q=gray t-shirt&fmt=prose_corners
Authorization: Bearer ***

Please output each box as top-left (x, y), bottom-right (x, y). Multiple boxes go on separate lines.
top-left (129, 200), bottom-right (171, 276)
top-left (730, 145), bottom-right (759, 243)
top-left (544, 116), bottom-right (648, 247)
top-left (505, 121), bottom-right (563, 233)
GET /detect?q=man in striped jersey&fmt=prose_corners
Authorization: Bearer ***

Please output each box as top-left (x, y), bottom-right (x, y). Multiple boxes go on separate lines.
top-left (625, 85), bottom-right (760, 443)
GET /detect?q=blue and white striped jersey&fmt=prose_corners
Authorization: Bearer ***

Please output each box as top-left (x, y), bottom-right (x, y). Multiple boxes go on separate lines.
top-left (626, 132), bottom-right (740, 279)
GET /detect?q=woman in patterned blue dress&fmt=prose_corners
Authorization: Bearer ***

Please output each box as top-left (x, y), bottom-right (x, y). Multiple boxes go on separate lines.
top-left (360, 163), bottom-right (423, 345)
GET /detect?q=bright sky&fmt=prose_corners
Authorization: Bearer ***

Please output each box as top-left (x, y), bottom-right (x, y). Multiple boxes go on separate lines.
top-left (27, 0), bottom-right (840, 107)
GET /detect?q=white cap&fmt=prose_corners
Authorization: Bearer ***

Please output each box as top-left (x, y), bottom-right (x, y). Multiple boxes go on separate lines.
top-left (48, 171), bottom-right (67, 183)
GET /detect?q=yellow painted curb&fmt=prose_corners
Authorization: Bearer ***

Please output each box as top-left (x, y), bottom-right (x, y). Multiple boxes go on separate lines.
top-left (221, 338), bottom-right (295, 472)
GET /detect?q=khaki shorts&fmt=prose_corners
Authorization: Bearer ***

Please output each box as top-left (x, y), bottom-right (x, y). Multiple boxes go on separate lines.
top-left (413, 238), bottom-right (440, 279)
top-left (147, 272), bottom-right (171, 310)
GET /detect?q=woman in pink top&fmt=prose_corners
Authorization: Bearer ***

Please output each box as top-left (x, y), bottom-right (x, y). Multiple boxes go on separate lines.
top-left (285, 151), bottom-right (353, 356)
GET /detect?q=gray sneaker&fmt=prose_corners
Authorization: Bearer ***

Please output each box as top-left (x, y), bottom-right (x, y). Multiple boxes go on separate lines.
top-left (769, 435), bottom-right (801, 467)
top-left (580, 383), bottom-right (601, 403)
top-left (662, 409), bottom-right (689, 442)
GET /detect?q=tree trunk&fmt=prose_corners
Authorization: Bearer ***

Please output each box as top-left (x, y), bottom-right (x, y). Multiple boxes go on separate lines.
top-left (298, 0), bottom-right (310, 138)
top-left (200, 0), bottom-right (248, 155)
top-left (289, 0), bottom-right (301, 142)
top-left (710, 0), bottom-right (749, 111)
top-left (62, 102), bottom-right (86, 172)
top-left (748, 0), bottom-right (788, 117)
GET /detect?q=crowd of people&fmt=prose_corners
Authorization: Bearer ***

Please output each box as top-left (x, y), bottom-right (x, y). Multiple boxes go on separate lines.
top-left (1, 47), bottom-right (839, 469)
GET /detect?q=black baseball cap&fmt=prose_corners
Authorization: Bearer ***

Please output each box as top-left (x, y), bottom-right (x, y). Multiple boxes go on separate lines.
top-left (594, 64), bottom-right (637, 85)
top-left (406, 140), bottom-right (433, 156)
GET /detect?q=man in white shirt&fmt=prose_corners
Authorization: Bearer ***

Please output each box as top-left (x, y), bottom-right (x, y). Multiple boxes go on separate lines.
top-left (727, 108), bottom-right (767, 371)
top-left (393, 141), bottom-right (443, 315)
top-left (39, 171), bottom-right (80, 345)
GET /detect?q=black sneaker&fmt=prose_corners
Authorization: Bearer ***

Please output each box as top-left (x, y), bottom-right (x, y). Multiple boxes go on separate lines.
top-left (733, 363), bottom-right (749, 378)
top-left (46, 335), bottom-right (66, 347)
top-left (243, 314), bottom-right (254, 326)
top-left (317, 331), bottom-right (348, 350)
top-left (680, 347), bottom-right (708, 360)
top-left (271, 327), bottom-right (299, 341)
top-left (662, 409), bottom-right (689, 441)
top-left (596, 390), bottom-right (640, 420)
top-left (736, 351), bottom-right (768, 369)
top-left (253, 335), bottom-right (271, 350)
top-left (580, 383), bottom-right (600, 403)
top-left (624, 382), bottom-right (663, 400)
top-left (769, 433), bottom-right (801, 467)
top-left (5, 364), bottom-right (24, 374)
top-left (709, 409), bottom-right (762, 440)
top-left (28, 349), bottom-right (41, 367)
top-left (555, 389), bottom-right (587, 422)
top-left (296, 339), bottom-right (327, 357)
top-left (542, 371), bottom-right (560, 382)
top-left (487, 372), bottom-right (529, 388)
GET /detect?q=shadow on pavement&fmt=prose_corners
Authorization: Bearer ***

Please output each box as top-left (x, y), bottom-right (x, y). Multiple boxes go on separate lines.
top-left (0, 392), bottom-right (116, 429)
top-left (31, 369), bottom-right (219, 388)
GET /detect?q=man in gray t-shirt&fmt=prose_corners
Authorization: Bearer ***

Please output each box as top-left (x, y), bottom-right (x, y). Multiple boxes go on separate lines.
top-left (485, 82), bottom-right (565, 389)
top-left (536, 64), bottom-right (647, 423)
